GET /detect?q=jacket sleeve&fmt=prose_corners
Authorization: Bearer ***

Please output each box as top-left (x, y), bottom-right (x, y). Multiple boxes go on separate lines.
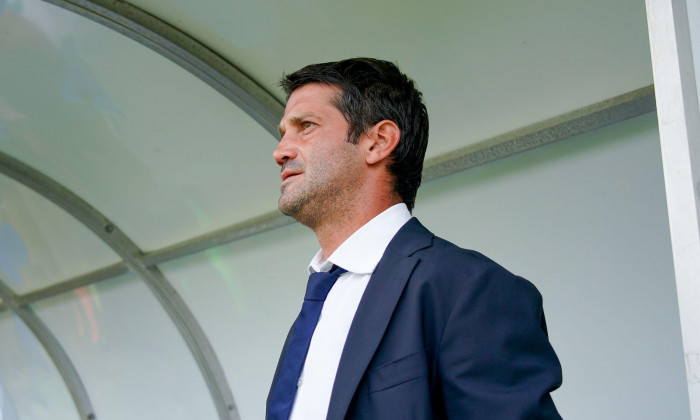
top-left (437, 259), bottom-right (562, 419)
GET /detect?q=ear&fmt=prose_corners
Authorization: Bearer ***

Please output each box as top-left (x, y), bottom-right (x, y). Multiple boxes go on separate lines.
top-left (363, 120), bottom-right (400, 165)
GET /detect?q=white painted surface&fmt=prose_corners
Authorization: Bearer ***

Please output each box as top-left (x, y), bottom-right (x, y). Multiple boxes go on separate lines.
top-left (416, 113), bottom-right (689, 419)
top-left (645, 0), bottom-right (700, 416)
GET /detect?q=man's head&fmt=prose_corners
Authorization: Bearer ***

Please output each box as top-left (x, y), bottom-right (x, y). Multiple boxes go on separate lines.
top-left (278, 58), bottom-right (429, 211)
top-left (274, 83), bottom-right (365, 228)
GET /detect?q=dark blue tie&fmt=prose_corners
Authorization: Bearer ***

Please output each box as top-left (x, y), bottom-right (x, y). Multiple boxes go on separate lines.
top-left (267, 265), bottom-right (347, 420)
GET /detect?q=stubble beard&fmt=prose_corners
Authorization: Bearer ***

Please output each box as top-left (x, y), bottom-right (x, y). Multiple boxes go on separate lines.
top-left (278, 177), bottom-right (318, 226)
top-left (278, 143), bottom-right (360, 230)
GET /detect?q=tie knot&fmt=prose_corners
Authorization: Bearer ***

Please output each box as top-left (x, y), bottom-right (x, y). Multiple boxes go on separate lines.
top-left (304, 265), bottom-right (347, 301)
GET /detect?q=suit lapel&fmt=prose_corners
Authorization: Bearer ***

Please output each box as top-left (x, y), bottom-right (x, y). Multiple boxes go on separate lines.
top-left (326, 218), bottom-right (433, 420)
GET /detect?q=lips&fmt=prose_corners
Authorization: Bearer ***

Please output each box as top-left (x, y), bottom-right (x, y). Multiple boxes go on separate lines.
top-left (281, 169), bottom-right (302, 182)
top-left (280, 161), bottom-right (303, 183)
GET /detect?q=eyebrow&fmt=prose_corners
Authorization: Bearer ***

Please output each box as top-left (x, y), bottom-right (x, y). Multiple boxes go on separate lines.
top-left (278, 113), bottom-right (315, 138)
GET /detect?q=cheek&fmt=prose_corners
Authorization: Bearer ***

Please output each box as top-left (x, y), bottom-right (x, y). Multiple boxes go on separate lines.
top-left (307, 144), bottom-right (335, 167)
top-left (306, 140), bottom-right (361, 176)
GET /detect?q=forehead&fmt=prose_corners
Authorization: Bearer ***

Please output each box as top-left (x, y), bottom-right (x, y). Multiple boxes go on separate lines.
top-left (283, 83), bottom-right (341, 117)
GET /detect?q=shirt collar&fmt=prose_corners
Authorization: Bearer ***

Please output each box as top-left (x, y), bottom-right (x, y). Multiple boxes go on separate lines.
top-left (308, 203), bottom-right (412, 275)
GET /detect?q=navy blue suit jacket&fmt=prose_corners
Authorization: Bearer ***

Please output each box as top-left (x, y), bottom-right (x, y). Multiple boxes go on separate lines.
top-left (270, 218), bottom-right (562, 419)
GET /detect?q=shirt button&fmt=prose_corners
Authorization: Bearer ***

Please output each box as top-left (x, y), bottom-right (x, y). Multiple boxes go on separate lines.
top-left (297, 377), bottom-right (303, 387)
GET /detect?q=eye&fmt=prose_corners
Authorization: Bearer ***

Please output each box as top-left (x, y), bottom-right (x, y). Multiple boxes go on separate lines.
top-left (301, 121), bottom-right (315, 131)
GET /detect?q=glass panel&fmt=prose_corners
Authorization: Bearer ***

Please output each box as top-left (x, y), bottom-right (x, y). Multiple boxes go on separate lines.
top-left (0, 311), bottom-right (78, 420)
top-left (160, 221), bottom-right (318, 420)
top-left (0, 0), bottom-right (280, 252)
top-left (32, 272), bottom-right (218, 420)
top-left (0, 173), bottom-right (120, 295)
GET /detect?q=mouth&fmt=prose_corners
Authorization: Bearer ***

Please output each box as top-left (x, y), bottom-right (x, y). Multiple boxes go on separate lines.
top-left (280, 163), bottom-right (303, 181)
top-left (281, 170), bottom-right (302, 183)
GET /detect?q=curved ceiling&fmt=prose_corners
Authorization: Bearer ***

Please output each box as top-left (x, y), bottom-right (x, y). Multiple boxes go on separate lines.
top-left (126, 0), bottom-right (653, 158)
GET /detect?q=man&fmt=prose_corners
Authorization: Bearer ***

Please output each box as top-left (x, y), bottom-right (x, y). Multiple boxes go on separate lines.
top-left (267, 58), bottom-right (562, 420)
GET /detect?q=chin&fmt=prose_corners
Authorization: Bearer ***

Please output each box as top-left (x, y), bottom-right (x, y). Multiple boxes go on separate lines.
top-left (278, 194), bottom-right (302, 218)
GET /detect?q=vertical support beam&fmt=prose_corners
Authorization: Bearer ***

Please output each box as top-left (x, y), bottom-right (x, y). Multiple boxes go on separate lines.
top-left (645, 0), bottom-right (700, 417)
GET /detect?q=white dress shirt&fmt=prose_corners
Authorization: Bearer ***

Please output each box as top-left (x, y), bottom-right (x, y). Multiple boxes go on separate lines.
top-left (289, 203), bottom-right (412, 420)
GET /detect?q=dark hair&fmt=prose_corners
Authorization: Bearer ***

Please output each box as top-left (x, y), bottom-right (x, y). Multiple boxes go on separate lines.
top-left (280, 58), bottom-right (429, 211)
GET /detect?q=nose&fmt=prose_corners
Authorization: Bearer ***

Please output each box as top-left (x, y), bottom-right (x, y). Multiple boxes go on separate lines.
top-left (273, 134), bottom-right (296, 166)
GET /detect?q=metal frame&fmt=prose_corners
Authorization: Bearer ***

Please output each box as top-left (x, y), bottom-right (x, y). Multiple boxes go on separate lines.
top-left (0, 152), bottom-right (240, 420)
top-left (16, 263), bottom-right (129, 306)
top-left (423, 86), bottom-right (655, 181)
top-left (140, 210), bottom-right (295, 267)
top-left (0, 278), bottom-right (96, 420)
top-left (41, 0), bottom-right (284, 138)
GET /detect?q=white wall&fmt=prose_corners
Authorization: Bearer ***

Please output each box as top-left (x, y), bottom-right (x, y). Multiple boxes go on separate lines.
top-left (415, 112), bottom-right (689, 419)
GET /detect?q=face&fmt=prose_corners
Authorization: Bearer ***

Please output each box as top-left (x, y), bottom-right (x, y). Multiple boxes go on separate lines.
top-left (273, 84), bottom-right (363, 228)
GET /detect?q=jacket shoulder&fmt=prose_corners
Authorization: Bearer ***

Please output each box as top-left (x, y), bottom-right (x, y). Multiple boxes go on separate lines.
top-left (394, 218), bottom-right (540, 296)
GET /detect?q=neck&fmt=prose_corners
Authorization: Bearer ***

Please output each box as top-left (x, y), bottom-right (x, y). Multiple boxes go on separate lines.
top-left (314, 197), bottom-right (401, 259)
